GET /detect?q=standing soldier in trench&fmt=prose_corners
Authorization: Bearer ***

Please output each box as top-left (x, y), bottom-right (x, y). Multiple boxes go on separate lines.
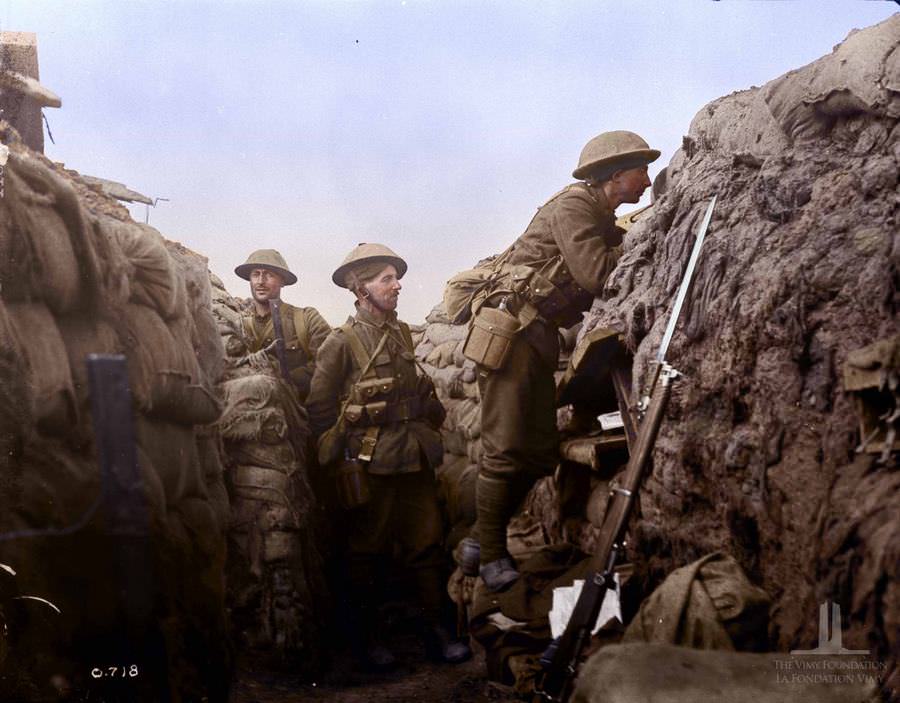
top-left (459, 131), bottom-right (660, 592)
top-left (228, 248), bottom-right (333, 658)
top-left (307, 243), bottom-right (472, 669)
top-left (235, 248), bottom-right (332, 402)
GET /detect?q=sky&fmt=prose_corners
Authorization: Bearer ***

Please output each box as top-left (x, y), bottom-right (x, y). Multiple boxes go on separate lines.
top-left (2, 1), bottom-right (897, 325)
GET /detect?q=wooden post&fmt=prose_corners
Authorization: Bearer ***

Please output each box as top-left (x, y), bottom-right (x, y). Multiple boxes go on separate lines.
top-left (0, 32), bottom-right (60, 153)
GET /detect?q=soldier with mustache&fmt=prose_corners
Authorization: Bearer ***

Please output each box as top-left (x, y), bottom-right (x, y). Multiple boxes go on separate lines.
top-left (308, 243), bottom-right (472, 669)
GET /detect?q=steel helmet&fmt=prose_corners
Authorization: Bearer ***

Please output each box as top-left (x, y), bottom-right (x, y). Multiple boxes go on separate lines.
top-left (572, 130), bottom-right (661, 181)
top-left (332, 243), bottom-right (408, 289)
top-left (234, 249), bottom-right (297, 285)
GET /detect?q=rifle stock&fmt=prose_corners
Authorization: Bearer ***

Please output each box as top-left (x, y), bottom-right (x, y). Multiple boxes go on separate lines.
top-left (535, 363), bottom-right (678, 703)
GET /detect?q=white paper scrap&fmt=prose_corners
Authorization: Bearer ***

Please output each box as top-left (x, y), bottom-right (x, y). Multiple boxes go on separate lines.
top-left (548, 573), bottom-right (621, 640)
top-left (597, 411), bottom-right (624, 431)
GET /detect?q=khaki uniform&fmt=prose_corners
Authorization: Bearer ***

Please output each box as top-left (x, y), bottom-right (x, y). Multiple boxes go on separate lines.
top-left (307, 306), bottom-right (447, 633)
top-left (476, 182), bottom-right (624, 563)
top-left (242, 302), bottom-right (331, 402)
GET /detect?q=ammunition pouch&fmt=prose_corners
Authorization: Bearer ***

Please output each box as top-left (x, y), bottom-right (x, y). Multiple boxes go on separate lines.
top-left (501, 257), bottom-right (580, 326)
top-left (350, 376), bottom-right (396, 403)
top-left (343, 396), bottom-right (427, 426)
top-left (448, 254), bottom-right (582, 332)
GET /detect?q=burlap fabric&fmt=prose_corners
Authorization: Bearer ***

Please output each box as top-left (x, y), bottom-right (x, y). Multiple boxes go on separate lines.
top-left (0, 142), bottom-right (230, 700)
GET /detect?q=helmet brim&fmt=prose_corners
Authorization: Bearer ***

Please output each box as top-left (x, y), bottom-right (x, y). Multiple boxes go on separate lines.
top-left (234, 263), bottom-right (298, 286)
top-left (572, 148), bottom-right (661, 181)
top-left (332, 256), bottom-right (408, 288)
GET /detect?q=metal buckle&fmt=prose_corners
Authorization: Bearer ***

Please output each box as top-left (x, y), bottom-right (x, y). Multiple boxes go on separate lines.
top-left (357, 434), bottom-right (378, 462)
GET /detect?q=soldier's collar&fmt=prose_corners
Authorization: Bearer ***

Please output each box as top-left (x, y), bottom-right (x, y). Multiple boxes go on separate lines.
top-left (580, 180), bottom-right (613, 212)
top-left (354, 303), bottom-right (399, 329)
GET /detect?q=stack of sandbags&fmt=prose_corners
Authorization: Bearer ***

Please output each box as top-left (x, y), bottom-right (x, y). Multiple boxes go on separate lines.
top-left (580, 14), bottom-right (899, 691)
top-left (0, 133), bottom-right (230, 701)
top-left (211, 276), bottom-right (327, 673)
top-left (411, 304), bottom-right (481, 546)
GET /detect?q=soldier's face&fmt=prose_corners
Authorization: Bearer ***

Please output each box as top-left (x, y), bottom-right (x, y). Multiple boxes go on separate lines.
top-left (249, 268), bottom-right (284, 303)
top-left (611, 165), bottom-right (652, 204)
top-left (360, 265), bottom-right (402, 312)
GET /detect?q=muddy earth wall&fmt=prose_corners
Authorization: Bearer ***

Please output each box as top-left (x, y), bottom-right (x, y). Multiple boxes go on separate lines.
top-left (422, 15), bottom-right (898, 695)
top-left (581, 15), bottom-right (898, 687)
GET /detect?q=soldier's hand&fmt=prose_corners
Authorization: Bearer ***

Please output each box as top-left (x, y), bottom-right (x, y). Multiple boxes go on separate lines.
top-left (237, 347), bottom-right (276, 369)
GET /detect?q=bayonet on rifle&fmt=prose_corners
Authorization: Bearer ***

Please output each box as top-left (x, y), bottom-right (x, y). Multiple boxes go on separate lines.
top-left (535, 196), bottom-right (717, 703)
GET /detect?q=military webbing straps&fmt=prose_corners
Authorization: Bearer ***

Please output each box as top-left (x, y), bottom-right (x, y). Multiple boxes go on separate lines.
top-left (241, 305), bottom-right (313, 359)
top-left (337, 322), bottom-right (390, 463)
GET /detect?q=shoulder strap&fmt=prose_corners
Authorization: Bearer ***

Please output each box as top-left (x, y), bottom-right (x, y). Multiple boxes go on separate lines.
top-left (340, 322), bottom-right (389, 380)
top-left (332, 322), bottom-right (391, 434)
top-left (241, 312), bottom-right (268, 350)
top-left (292, 307), bottom-right (312, 358)
top-left (397, 321), bottom-right (415, 355)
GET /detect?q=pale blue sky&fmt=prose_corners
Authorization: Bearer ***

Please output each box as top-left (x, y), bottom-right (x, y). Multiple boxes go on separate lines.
top-left (3, 1), bottom-right (897, 323)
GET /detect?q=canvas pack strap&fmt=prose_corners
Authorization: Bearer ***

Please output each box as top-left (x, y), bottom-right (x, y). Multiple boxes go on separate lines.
top-left (336, 322), bottom-right (390, 462)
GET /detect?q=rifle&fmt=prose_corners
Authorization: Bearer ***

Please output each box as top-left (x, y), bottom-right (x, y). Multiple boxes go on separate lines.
top-left (535, 195), bottom-right (717, 703)
top-left (268, 298), bottom-right (294, 385)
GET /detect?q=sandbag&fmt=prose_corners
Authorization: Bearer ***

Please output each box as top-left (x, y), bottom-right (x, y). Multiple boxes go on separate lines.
top-left (195, 429), bottom-right (230, 534)
top-left (166, 241), bottom-right (225, 388)
top-left (219, 374), bottom-right (291, 443)
top-left (441, 428), bottom-right (468, 457)
top-left (467, 437), bottom-right (484, 465)
top-left (171, 496), bottom-right (222, 562)
top-left (425, 339), bottom-right (461, 368)
top-left (435, 454), bottom-right (477, 527)
top-left (425, 322), bottom-right (469, 347)
top-left (6, 302), bottom-right (77, 435)
top-left (420, 361), bottom-right (466, 398)
top-left (425, 303), bottom-right (452, 325)
top-left (1, 438), bottom-right (100, 532)
top-left (111, 220), bottom-right (182, 320)
top-left (230, 441), bottom-right (299, 473)
top-left (56, 314), bottom-right (121, 404)
top-left (572, 643), bottom-right (878, 703)
top-left (415, 339), bottom-right (435, 362)
top-left (117, 302), bottom-right (201, 410)
top-left (147, 370), bottom-right (222, 426)
top-left (0, 153), bottom-right (101, 315)
top-left (764, 14), bottom-right (900, 141)
top-left (137, 416), bottom-right (207, 507)
top-left (85, 214), bottom-right (132, 309)
top-left (446, 397), bottom-right (482, 440)
top-left (211, 274), bottom-right (248, 360)
top-left (0, 300), bottom-right (32, 444)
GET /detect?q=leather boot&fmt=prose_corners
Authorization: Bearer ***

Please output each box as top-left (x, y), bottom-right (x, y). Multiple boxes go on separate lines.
top-left (422, 624), bottom-right (472, 664)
